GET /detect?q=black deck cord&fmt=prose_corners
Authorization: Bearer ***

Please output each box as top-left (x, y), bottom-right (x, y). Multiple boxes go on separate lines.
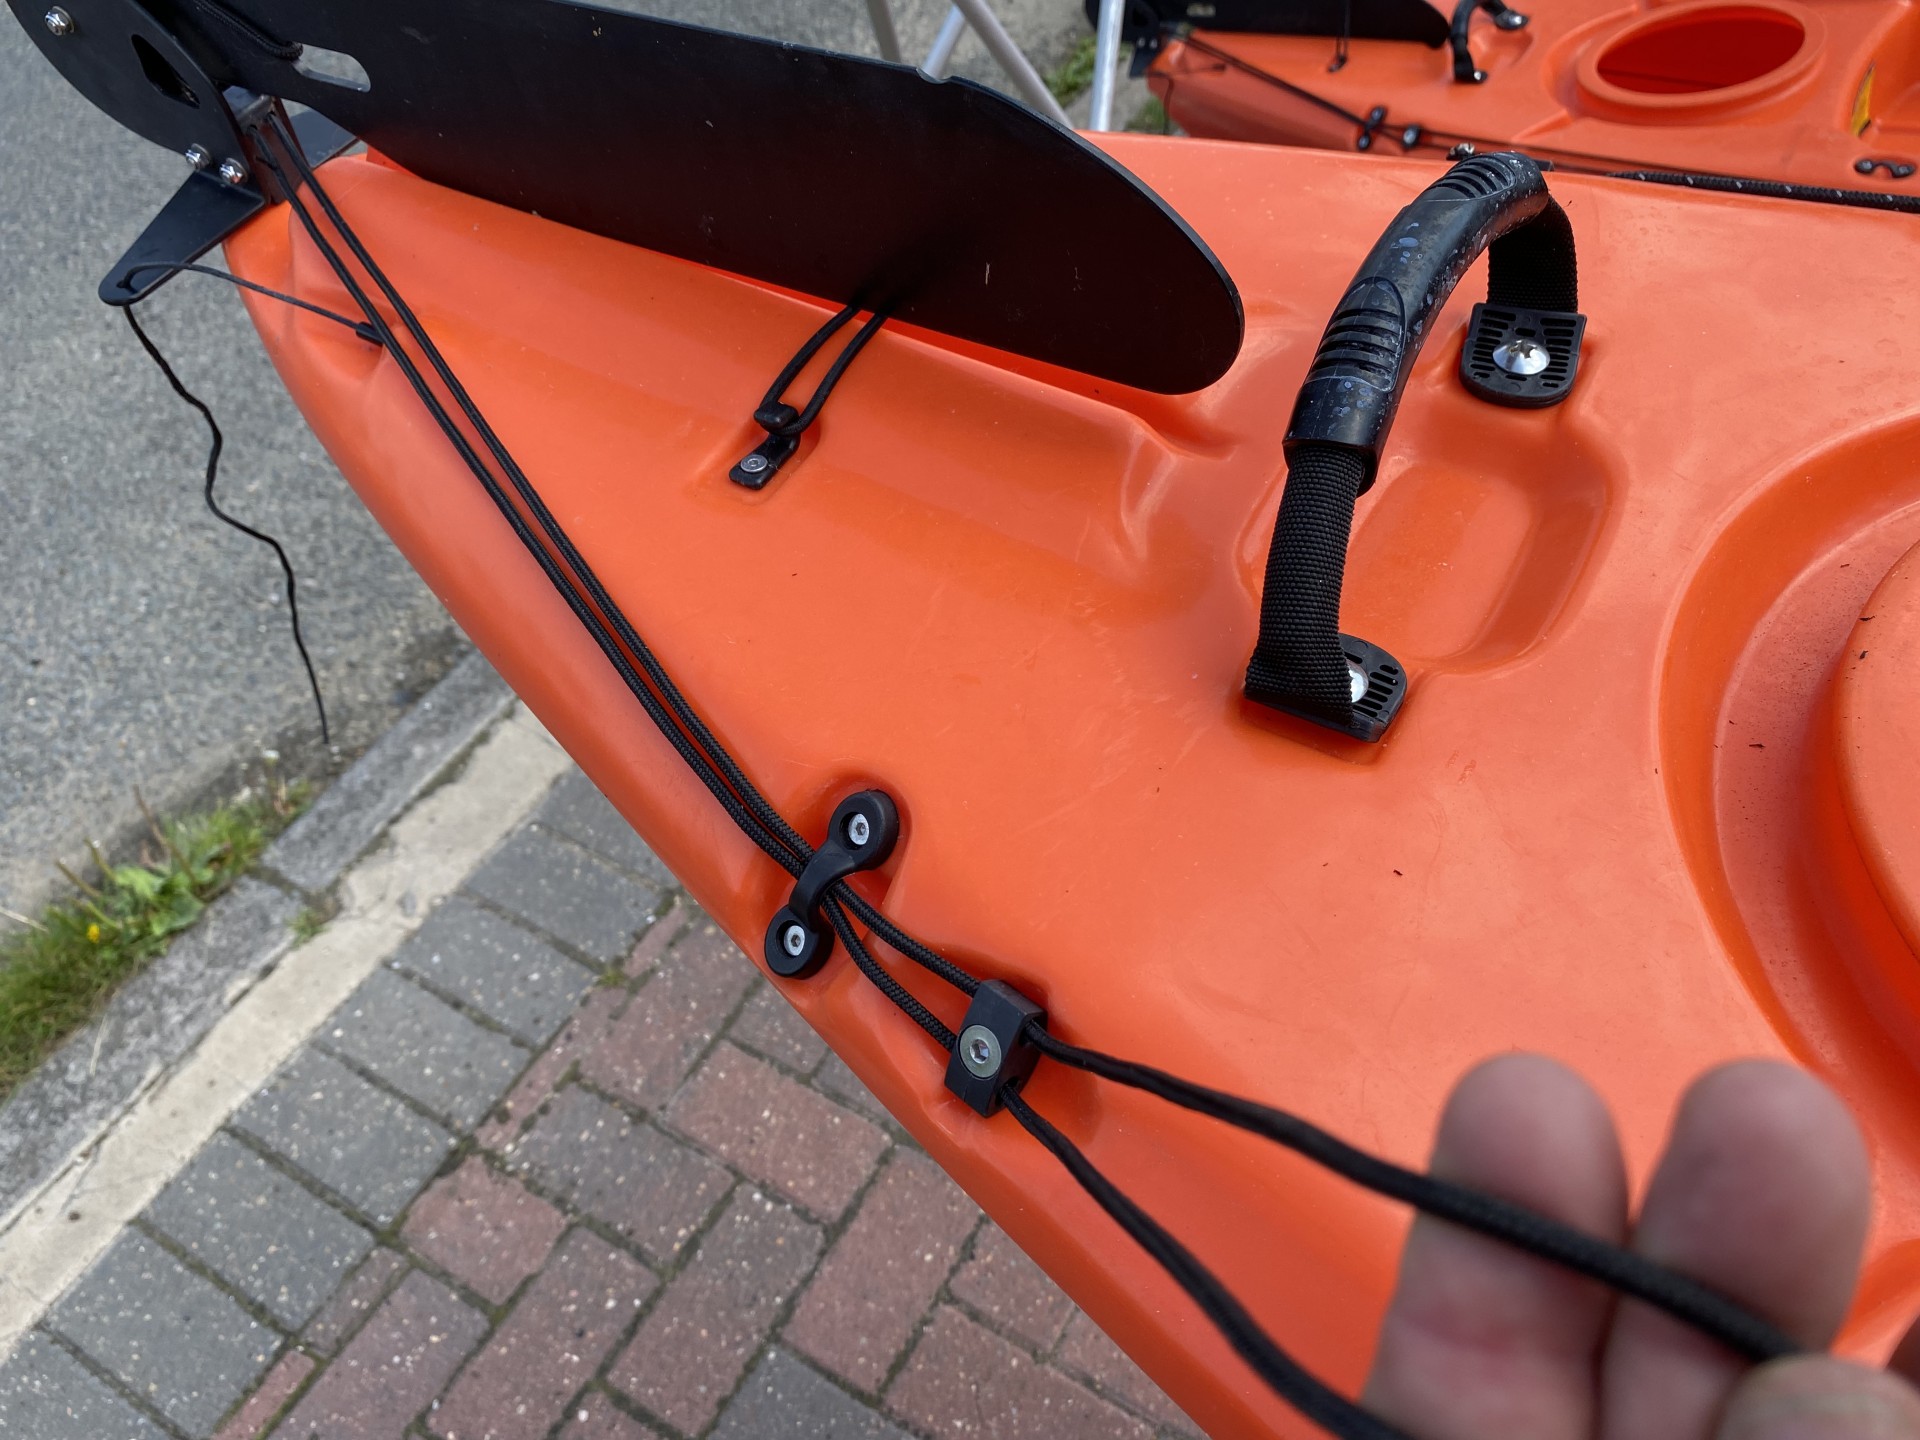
top-left (123, 305), bottom-right (331, 747)
top-left (122, 261), bottom-right (382, 341)
top-left (754, 302), bottom-right (889, 439)
top-left (259, 116), bottom-right (983, 1004)
top-left (253, 122), bottom-right (1806, 1434)
top-left (1027, 1026), bottom-right (1800, 1364)
top-left (1601, 168), bottom-right (1920, 214)
top-left (1008, 1092), bottom-right (1414, 1440)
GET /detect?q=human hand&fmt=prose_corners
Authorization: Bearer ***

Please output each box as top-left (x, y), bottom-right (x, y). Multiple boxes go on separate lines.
top-left (1364, 1056), bottom-right (1920, 1439)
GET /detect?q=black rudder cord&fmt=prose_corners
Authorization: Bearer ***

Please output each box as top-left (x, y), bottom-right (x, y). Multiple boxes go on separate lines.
top-left (123, 305), bottom-right (331, 747)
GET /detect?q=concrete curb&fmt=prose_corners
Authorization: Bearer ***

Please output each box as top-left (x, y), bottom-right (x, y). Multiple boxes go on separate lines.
top-left (0, 650), bottom-right (514, 1230)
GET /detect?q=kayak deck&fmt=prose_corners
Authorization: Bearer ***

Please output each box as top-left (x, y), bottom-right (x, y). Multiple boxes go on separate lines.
top-left (226, 138), bottom-right (1920, 1439)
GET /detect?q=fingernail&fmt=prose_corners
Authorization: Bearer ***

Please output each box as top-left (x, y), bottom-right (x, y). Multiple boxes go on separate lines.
top-left (1719, 1358), bottom-right (1920, 1440)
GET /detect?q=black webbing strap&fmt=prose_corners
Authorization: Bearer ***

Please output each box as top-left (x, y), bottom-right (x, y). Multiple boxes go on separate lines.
top-left (1244, 155), bottom-right (1578, 736)
top-left (1245, 445), bottom-right (1368, 723)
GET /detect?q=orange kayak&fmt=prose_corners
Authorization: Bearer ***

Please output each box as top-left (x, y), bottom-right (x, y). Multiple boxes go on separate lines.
top-left (1134, 0), bottom-right (1920, 195)
top-left (16, 0), bottom-right (1920, 1431)
top-left (220, 138), bottom-right (1920, 1438)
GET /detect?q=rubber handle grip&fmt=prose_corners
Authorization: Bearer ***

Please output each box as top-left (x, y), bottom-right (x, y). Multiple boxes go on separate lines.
top-left (1284, 151), bottom-right (1561, 492)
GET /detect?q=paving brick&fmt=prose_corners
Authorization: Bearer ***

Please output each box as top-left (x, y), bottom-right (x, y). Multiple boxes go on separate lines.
top-left (579, 923), bottom-right (754, 1111)
top-left (886, 1307), bottom-right (1154, 1440)
top-left (431, 1230), bottom-right (656, 1440)
top-left (401, 1157), bottom-right (566, 1305)
top-left (509, 1086), bottom-right (730, 1264)
top-left (784, 1153), bottom-right (979, 1391)
top-left (465, 829), bottom-right (663, 962)
top-left (302, 1250), bottom-right (408, 1357)
top-left (231, 1049), bottom-right (453, 1226)
top-left (812, 1054), bottom-right (893, 1128)
top-left (534, 770), bottom-right (673, 883)
top-left (47, 1230), bottom-right (276, 1437)
top-left (390, 896), bottom-right (595, 1045)
top-left (622, 902), bottom-right (693, 980)
top-left (665, 1044), bottom-right (887, 1222)
top-left (560, 1392), bottom-right (662, 1440)
top-left (213, 1349), bottom-right (314, 1440)
top-left (713, 1349), bottom-right (910, 1440)
top-left (0, 1330), bottom-right (167, 1440)
top-left (145, 1132), bottom-right (373, 1328)
top-left (1053, 1312), bottom-right (1203, 1437)
top-left (609, 1189), bottom-right (822, 1434)
top-left (729, 982), bottom-right (828, 1073)
top-left (272, 1272), bottom-right (485, 1440)
top-left (475, 986), bottom-right (624, 1152)
top-left (324, 969), bottom-right (527, 1130)
top-left (947, 1226), bottom-right (1075, 1352)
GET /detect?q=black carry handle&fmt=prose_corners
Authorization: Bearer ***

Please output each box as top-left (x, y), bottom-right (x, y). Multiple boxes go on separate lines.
top-left (1244, 151), bottom-right (1580, 740)
top-left (1450, 0), bottom-right (1529, 83)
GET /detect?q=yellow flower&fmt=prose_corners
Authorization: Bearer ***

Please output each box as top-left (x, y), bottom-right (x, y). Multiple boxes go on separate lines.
top-left (86, 923), bottom-right (101, 943)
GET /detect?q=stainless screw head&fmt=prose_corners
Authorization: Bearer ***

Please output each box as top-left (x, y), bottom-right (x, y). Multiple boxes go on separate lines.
top-left (959, 1024), bottom-right (1003, 1080)
top-left (43, 7), bottom-right (74, 35)
top-left (740, 454), bottom-right (769, 475)
top-left (846, 812), bottom-right (871, 847)
top-left (1447, 141), bottom-right (1477, 160)
top-left (184, 144), bottom-right (212, 170)
top-left (217, 158), bottom-right (248, 186)
top-left (1346, 659), bottom-right (1370, 704)
top-left (781, 923), bottom-right (807, 958)
top-left (1492, 337), bottom-right (1550, 376)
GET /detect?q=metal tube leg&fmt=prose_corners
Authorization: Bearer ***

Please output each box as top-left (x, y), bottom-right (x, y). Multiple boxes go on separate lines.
top-left (946, 0), bottom-right (1073, 125)
top-left (864, 0), bottom-right (902, 62)
top-left (1088, 0), bottom-right (1126, 131)
top-left (921, 5), bottom-right (965, 77)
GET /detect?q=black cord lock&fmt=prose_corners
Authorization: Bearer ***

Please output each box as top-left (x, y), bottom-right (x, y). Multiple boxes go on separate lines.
top-left (764, 790), bottom-right (899, 979)
top-left (944, 980), bottom-right (1046, 1117)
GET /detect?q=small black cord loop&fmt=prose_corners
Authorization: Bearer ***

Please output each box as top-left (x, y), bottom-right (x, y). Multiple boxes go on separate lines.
top-left (123, 305), bottom-right (331, 747)
top-left (731, 303), bottom-right (887, 488)
top-left (122, 262), bottom-right (381, 342)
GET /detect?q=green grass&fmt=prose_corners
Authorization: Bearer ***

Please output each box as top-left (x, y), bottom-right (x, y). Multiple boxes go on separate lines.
top-left (1048, 33), bottom-right (1123, 105)
top-left (0, 783), bottom-right (308, 1098)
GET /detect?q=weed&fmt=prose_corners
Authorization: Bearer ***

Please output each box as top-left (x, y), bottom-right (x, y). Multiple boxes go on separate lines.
top-left (0, 781), bottom-right (309, 1097)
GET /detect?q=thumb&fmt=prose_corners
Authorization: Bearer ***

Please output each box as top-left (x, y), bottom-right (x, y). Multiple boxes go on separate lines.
top-left (1717, 1358), bottom-right (1920, 1440)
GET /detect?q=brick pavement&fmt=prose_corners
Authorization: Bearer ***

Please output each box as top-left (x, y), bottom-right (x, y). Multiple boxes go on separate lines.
top-left (0, 765), bottom-right (1205, 1440)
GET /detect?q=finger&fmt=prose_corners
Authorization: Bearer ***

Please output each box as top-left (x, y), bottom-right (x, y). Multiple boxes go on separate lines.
top-left (1716, 1357), bottom-right (1920, 1440)
top-left (1363, 1053), bottom-right (1629, 1440)
top-left (1890, 1317), bottom-right (1920, 1391)
top-left (1599, 1061), bottom-right (1871, 1440)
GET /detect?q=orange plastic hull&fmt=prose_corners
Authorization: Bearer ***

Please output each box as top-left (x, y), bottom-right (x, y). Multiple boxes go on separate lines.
top-left (1151, 0), bottom-right (1920, 192)
top-left (225, 138), bottom-right (1920, 1439)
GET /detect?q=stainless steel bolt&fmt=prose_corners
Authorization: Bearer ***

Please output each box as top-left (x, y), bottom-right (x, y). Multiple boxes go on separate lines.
top-left (959, 1024), bottom-right (1002, 1080)
top-left (1447, 141), bottom-right (1477, 160)
top-left (1346, 659), bottom-right (1370, 705)
top-left (217, 158), bottom-right (248, 186)
top-left (185, 144), bottom-right (213, 170)
top-left (43, 7), bottom-right (74, 35)
top-left (1493, 337), bottom-right (1550, 376)
top-left (781, 923), bottom-right (807, 958)
top-left (846, 813), bottom-right (871, 847)
top-left (740, 454), bottom-right (769, 474)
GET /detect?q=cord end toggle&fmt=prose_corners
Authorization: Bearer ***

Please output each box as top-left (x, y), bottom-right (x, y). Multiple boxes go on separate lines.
top-left (946, 981), bottom-right (1046, 1117)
